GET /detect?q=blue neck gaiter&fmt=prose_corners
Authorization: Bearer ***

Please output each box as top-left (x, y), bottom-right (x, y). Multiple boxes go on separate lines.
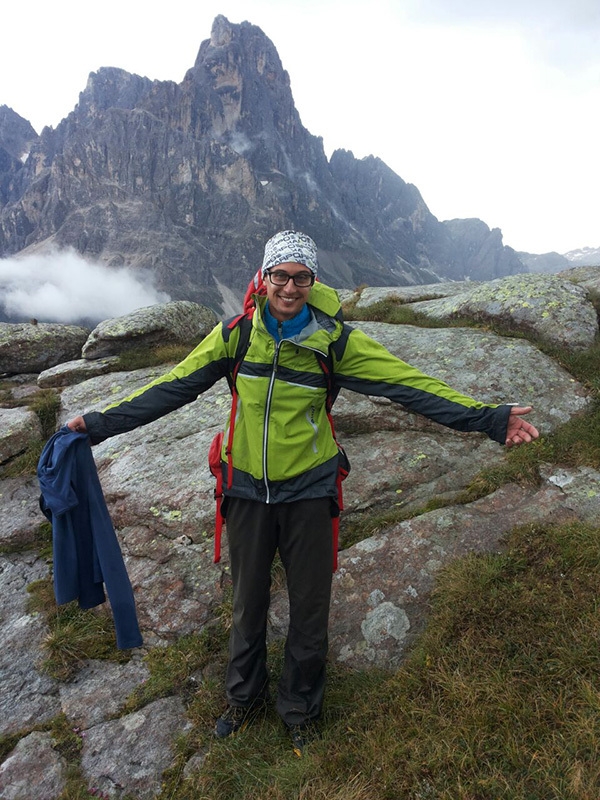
top-left (264, 302), bottom-right (311, 342)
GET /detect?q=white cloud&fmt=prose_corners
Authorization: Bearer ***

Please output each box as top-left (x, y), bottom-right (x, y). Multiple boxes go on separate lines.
top-left (0, 249), bottom-right (170, 324)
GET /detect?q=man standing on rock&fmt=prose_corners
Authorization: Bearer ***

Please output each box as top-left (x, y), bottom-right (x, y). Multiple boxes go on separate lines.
top-left (68, 230), bottom-right (539, 756)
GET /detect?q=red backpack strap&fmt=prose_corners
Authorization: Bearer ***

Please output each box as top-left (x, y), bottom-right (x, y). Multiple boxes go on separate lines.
top-left (210, 312), bottom-right (254, 563)
top-left (208, 431), bottom-right (225, 563)
top-left (222, 314), bottom-right (253, 488)
top-left (314, 347), bottom-right (350, 572)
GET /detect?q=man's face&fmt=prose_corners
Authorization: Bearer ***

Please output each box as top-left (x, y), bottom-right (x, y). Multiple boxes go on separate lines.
top-left (264, 262), bottom-right (314, 322)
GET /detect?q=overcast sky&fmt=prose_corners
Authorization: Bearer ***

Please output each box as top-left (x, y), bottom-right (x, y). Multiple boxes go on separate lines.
top-left (1, 0), bottom-right (598, 255)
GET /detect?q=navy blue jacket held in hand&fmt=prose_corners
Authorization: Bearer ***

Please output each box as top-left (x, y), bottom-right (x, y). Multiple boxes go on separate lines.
top-left (37, 427), bottom-right (143, 650)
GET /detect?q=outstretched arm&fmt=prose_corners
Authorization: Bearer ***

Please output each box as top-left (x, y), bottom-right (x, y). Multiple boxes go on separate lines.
top-left (332, 327), bottom-right (542, 446)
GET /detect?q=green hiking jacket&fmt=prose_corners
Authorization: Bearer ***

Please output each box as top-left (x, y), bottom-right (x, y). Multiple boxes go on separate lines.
top-left (83, 282), bottom-right (512, 505)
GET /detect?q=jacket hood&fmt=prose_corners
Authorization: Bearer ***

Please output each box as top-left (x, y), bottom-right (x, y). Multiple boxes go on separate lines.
top-left (307, 281), bottom-right (344, 319)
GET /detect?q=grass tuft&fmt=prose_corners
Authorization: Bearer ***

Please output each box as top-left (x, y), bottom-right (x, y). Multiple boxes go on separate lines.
top-left (0, 731), bottom-right (24, 764)
top-left (28, 389), bottom-right (61, 438)
top-left (1, 439), bottom-right (45, 478)
top-left (344, 297), bottom-right (444, 327)
top-left (26, 578), bottom-right (130, 680)
top-left (0, 520), bottom-right (53, 557)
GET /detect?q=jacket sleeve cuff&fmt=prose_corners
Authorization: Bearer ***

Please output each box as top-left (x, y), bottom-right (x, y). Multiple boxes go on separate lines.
top-left (82, 411), bottom-right (109, 446)
top-left (492, 404), bottom-right (513, 445)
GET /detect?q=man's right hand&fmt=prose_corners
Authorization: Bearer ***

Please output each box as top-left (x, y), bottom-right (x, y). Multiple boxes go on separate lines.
top-left (67, 416), bottom-right (87, 433)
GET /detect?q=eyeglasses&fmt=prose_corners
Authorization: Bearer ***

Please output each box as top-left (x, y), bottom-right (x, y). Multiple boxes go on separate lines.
top-left (266, 269), bottom-right (315, 288)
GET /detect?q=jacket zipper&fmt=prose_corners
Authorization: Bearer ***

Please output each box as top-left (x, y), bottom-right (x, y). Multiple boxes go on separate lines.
top-left (261, 338), bottom-right (329, 504)
top-left (262, 340), bottom-right (281, 503)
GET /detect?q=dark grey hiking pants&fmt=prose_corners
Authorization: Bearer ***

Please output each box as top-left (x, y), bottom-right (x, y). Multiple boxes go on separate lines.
top-left (224, 496), bottom-right (333, 726)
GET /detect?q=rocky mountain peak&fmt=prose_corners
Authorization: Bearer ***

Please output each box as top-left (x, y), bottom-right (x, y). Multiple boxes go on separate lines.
top-left (184, 15), bottom-right (305, 172)
top-left (196, 14), bottom-right (289, 92)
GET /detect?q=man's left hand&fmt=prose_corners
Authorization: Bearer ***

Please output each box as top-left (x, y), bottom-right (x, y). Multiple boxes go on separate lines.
top-left (505, 406), bottom-right (539, 448)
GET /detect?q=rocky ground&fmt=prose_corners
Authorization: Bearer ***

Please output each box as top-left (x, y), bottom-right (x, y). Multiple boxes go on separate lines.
top-left (0, 268), bottom-right (599, 799)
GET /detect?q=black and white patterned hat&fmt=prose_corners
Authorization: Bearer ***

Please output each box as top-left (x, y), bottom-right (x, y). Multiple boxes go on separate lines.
top-left (261, 230), bottom-right (319, 275)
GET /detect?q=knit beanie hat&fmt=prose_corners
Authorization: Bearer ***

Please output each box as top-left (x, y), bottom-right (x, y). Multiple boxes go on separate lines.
top-left (261, 230), bottom-right (319, 276)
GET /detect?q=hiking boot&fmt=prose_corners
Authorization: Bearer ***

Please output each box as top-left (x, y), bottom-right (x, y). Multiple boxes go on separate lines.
top-left (214, 703), bottom-right (263, 738)
top-left (287, 721), bottom-right (319, 757)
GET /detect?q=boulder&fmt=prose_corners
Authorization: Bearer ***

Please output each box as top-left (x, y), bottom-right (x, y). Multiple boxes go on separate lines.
top-left (558, 265), bottom-right (600, 294)
top-left (336, 288), bottom-right (359, 307)
top-left (81, 301), bottom-right (218, 359)
top-left (58, 366), bottom-right (229, 539)
top-left (0, 407), bottom-right (42, 465)
top-left (343, 322), bottom-right (589, 434)
top-left (119, 525), bottom-right (223, 639)
top-left (58, 364), bottom-right (173, 424)
top-left (354, 280), bottom-right (480, 309)
top-left (0, 731), bottom-right (67, 800)
top-left (408, 274), bottom-right (598, 351)
top-left (57, 323), bottom-right (591, 545)
top-left (52, 322), bottom-right (591, 640)
top-left (0, 322), bottom-right (90, 374)
top-left (37, 356), bottom-right (121, 388)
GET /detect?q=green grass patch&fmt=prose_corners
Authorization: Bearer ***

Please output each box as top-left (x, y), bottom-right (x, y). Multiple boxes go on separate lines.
top-left (26, 578), bottom-right (131, 680)
top-left (0, 438), bottom-right (45, 478)
top-left (156, 640), bottom-right (382, 800)
top-left (344, 296), bottom-right (447, 327)
top-left (115, 341), bottom-right (202, 371)
top-left (121, 623), bottom-right (231, 715)
top-left (535, 399), bottom-right (600, 469)
top-left (50, 713), bottom-right (84, 763)
top-left (0, 731), bottom-right (25, 764)
top-left (546, 341), bottom-right (600, 395)
top-left (0, 387), bottom-right (62, 433)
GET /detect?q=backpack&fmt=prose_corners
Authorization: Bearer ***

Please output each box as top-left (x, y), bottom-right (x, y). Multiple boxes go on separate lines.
top-left (208, 269), bottom-right (349, 570)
